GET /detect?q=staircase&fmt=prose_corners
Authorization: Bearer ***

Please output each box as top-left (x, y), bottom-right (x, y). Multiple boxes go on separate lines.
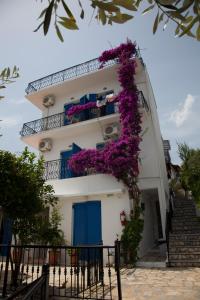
top-left (168, 196), bottom-right (200, 267)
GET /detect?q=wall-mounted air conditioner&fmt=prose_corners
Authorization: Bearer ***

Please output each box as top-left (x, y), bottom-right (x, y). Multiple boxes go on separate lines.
top-left (39, 138), bottom-right (52, 152)
top-left (43, 95), bottom-right (55, 108)
top-left (103, 123), bottom-right (119, 140)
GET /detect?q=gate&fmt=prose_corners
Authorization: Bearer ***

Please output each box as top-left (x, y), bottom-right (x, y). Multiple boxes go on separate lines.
top-left (0, 242), bottom-right (122, 299)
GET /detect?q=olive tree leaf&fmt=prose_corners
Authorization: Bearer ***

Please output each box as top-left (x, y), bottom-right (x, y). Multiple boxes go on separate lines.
top-left (43, 0), bottom-right (54, 35)
top-left (38, 8), bottom-right (47, 20)
top-left (109, 13), bottom-right (133, 24)
top-left (113, 0), bottom-right (137, 11)
top-left (196, 24), bottom-right (200, 41)
top-left (78, 0), bottom-right (85, 19)
top-left (153, 12), bottom-right (160, 34)
top-left (142, 5), bottom-right (155, 15)
top-left (92, 1), bottom-right (120, 13)
top-left (61, 0), bottom-right (74, 19)
top-left (34, 21), bottom-right (44, 32)
top-left (179, 16), bottom-right (198, 37)
top-left (58, 17), bottom-right (79, 30)
top-left (99, 8), bottom-right (107, 25)
top-left (55, 24), bottom-right (64, 42)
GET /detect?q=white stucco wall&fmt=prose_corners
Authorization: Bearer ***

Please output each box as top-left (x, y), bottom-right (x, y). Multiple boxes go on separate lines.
top-left (22, 59), bottom-right (169, 251)
top-left (58, 191), bottom-right (130, 246)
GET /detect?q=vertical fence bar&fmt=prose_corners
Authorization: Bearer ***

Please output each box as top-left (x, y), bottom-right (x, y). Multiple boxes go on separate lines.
top-left (2, 243), bottom-right (11, 297)
top-left (42, 264), bottom-right (49, 300)
top-left (115, 240), bottom-right (122, 300)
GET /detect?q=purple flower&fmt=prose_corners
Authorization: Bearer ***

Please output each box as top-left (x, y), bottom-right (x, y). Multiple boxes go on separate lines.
top-left (69, 40), bottom-right (142, 190)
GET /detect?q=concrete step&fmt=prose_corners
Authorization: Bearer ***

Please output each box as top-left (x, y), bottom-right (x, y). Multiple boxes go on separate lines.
top-left (172, 219), bottom-right (199, 223)
top-left (169, 261), bottom-right (200, 267)
top-left (169, 246), bottom-right (200, 253)
top-left (169, 253), bottom-right (200, 260)
top-left (169, 233), bottom-right (200, 240)
top-left (169, 240), bottom-right (200, 247)
top-left (172, 225), bottom-right (200, 230)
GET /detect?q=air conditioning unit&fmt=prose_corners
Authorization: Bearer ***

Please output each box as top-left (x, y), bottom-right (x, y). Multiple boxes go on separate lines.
top-left (103, 123), bottom-right (119, 140)
top-left (43, 95), bottom-right (55, 108)
top-left (39, 139), bottom-right (52, 152)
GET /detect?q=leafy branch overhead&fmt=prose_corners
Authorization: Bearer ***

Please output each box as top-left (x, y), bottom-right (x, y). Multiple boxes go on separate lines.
top-left (0, 66), bottom-right (19, 100)
top-left (35, 0), bottom-right (200, 41)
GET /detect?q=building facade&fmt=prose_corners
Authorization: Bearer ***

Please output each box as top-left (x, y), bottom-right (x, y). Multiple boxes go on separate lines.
top-left (21, 49), bottom-right (169, 257)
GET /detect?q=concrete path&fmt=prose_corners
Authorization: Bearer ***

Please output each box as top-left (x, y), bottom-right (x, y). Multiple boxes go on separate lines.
top-left (117, 267), bottom-right (200, 300)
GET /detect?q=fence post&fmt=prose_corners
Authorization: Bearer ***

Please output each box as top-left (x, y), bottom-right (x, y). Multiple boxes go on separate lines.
top-left (115, 240), bottom-right (122, 300)
top-left (42, 264), bottom-right (49, 300)
top-left (2, 243), bottom-right (11, 297)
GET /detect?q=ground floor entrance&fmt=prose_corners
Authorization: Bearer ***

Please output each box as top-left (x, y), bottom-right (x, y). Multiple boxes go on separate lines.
top-left (73, 201), bottom-right (102, 246)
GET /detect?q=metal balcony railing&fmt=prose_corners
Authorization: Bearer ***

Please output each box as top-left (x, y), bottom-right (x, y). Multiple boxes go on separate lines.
top-left (25, 58), bottom-right (117, 95)
top-left (44, 159), bottom-right (96, 181)
top-left (25, 50), bottom-right (142, 95)
top-left (20, 112), bottom-right (65, 137)
top-left (20, 107), bottom-right (117, 137)
top-left (20, 91), bottom-right (148, 138)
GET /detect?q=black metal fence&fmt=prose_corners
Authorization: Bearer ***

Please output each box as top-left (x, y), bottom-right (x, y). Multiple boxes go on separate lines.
top-left (0, 242), bottom-right (122, 299)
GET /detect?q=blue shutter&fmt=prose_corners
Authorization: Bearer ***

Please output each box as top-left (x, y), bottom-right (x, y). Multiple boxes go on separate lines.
top-left (60, 149), bottom-right (72, 179)
top-left (60, 143), bottom-right (82, 179)
top-left (64, 103), bottom-right (73, 125)
top-left (80, 95), bottom-right (89, 121)
top-left (73, 203), bottom-right (87, 246)
top-left (106, 102), bottom-right (115, 115)
top-left (89, 94), bottom-right (98, 119)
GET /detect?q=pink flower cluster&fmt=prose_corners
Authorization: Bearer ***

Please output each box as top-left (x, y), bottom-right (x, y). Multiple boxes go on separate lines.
top-left (69, 40), bottom-right (142, 185)
top-left (67, 102), bottom-right (97, 117)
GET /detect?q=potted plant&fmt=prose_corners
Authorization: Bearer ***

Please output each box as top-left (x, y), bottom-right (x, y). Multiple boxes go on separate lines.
top-left (34, 206), bottom-right (65, 265)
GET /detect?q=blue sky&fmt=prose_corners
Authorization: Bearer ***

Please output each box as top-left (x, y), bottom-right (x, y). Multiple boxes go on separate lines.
top-left (0, 0), bottom-right (200, 163)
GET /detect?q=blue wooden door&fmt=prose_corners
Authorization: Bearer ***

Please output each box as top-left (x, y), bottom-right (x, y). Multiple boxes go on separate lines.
top-left (60, 143), bottom-right (82, 179)
top-left (80, 95), bottom-right (89, 121)
top-left (64, 103), bottom-right (73, 125)
top-left (73, 201), bottom-right (102, 246)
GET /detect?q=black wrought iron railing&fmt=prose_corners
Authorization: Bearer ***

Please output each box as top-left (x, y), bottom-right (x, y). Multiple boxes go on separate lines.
top-left (0, 243), bottom-right (122, 300)
top-left (25, 58), bottom-right (117, 95)
top-left (20, 91), bottom-right (148, 138)
top-left (20, 112), bottom-right (65, 137)
top-left (44, 159), bottom-right (95, 181)
top-left (25, 50), bottom-right (142, 95)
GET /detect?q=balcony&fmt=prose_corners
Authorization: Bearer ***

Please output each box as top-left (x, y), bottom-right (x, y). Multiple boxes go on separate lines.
top-left (44, 159), bottom-right (124, 197)
top-left (20, 91), bottom-right (148, 138)
top-left (25, 51), bottom-right (143, 95)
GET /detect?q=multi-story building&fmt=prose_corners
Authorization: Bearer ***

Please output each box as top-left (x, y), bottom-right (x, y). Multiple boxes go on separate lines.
top-left (20, 49), bottom-right (169, 257)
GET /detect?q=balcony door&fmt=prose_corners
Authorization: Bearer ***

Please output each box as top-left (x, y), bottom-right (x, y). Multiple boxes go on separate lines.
top-left (73, 201), bottom-right (102, 246)
top-left (60, 143), bottom-right (82, 179)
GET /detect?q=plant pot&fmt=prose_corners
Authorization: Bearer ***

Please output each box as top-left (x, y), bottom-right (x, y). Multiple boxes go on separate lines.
top-left (49, 249), bottom-right (61, 265)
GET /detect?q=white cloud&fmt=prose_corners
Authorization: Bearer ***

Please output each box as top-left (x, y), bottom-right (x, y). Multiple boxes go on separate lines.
top-left (169, 94), bottom-right (195, 127)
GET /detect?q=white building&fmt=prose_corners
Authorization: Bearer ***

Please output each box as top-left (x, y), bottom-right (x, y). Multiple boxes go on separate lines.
top-left (21, 51), bottom-right (169, 257)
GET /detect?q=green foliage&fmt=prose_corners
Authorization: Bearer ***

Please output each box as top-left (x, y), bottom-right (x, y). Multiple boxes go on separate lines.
top-left (35, 0), bottom-right (200, 41)
top-left (121, 207), bottom-right (144, 265)
top-left (0, 66), bottom-right (19, 100)
top-left (178, 142), bottom-right (200, 204)
top-left (33, 206), bottom-right (65, 246)
top-left (0, 147), bottom-right (58, 244)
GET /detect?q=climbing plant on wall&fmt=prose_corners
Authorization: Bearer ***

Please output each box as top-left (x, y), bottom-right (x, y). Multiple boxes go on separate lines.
top-left (69, 40), bottom-right (144, 263)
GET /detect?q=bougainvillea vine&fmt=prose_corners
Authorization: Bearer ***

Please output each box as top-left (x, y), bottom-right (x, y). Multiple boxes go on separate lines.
top-left (69, 40), bottom-right (142, 212)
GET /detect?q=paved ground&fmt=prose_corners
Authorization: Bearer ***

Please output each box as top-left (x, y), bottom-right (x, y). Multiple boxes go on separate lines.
top-left (116, 267), bottom-right (200, 300)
